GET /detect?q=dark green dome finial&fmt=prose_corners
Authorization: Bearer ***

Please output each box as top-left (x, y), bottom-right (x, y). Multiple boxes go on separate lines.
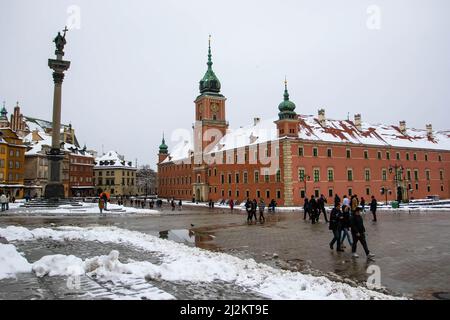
top-left (159, 133), bottom-right (168, 154)
top-left (199, 35), bottom-right (222, 95)
top-left (278, 78), bottom-right (297, 120)
top-left (0, 101), bottom-right (7, 119)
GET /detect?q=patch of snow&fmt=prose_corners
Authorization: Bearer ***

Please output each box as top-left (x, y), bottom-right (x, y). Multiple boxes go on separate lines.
top-left (0, 226), bottom-right (404, 300)
top-left (0, 243), bottom-right (32, 280)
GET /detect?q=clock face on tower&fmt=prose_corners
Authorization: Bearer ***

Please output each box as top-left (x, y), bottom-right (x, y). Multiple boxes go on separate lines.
top-left (210, 103), bottom-right (219, 113)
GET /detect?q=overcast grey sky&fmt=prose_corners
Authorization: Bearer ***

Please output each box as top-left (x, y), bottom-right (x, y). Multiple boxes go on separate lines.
top-left (1, 0), bottom-right (449, 168)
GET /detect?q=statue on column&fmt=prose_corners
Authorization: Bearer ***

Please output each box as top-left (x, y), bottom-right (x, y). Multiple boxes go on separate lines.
top-left (54, 27), bottom-right (68, 57)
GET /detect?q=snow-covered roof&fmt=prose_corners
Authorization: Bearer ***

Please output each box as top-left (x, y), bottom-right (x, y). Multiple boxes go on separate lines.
top-left (95, 151), bottom-right (136, 169)
top-left (25, 131), bottom-right (94, 158)
top-left (161, 115), bottom-right (449, 164)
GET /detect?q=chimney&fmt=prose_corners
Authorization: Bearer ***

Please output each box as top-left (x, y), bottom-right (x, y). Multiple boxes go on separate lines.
top-left (399, 121), bottom-right (406, 134)
top-left (354, 114), bottom-right (362, 131)
top-left (253, 117), bottom-right (261, 126)
top-left (426, 124), bottom-right (433, 138)
top-left (318, 109), bottom-right (326, 126)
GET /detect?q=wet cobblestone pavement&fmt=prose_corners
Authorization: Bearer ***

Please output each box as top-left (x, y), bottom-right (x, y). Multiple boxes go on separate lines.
top-left (1, 204), bottom-right (449, 299)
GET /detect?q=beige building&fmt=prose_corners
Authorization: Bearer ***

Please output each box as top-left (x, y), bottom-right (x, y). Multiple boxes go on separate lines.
top-left (94, 151), bottom-right (137, 196)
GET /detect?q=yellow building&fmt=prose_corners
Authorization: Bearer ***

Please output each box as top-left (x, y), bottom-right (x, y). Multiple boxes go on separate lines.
top-left (94, 151), bottom-right (137, 196)
top-left (0, 127), bottom-right (27, 198)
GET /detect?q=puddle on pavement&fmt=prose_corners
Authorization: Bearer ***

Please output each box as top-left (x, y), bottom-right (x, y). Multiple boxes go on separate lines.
top-left (159, 229), bottom-right (217, 250)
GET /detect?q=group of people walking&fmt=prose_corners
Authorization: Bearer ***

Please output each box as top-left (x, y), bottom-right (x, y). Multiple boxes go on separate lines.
top-left (328, 194), bottom-right (377, 259)
top-left (0, 193), bottom-right (13, 211)
top-left (245, 198), bottom-right (267, 224)
top-left (303, 194), bottom-right (328, 224)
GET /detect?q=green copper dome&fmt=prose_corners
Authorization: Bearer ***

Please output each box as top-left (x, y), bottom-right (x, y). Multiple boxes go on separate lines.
top-left (159, 134), bottom-right (168, 154)
top-left (278, 80), bottom-right (297, 120)
top-left (199, 36), bottom-right (222, 95)
top-left (0, 104), bottom-right (7, 119)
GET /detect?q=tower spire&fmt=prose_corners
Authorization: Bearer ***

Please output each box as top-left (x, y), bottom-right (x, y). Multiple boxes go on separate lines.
top-left (207, 35), bottom-right (213, 70)
top-left (284, 76), bottom-right (290, 101)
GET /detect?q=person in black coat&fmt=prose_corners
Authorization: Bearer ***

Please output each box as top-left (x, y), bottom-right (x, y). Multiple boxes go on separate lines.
top-left (370, 196), bottom-right (378, 222)
top-left (329, 203), bottom-right (344, 252)
top-left (318, 194), bottom-right (329, 222)
top-left (340, 205), bottom-right (353, 248)
top-left (334, 194), bottom-right (341, 208)
top-left (245, 198), bottom-right (253, 224)
top-left (251, 199), bottom-right (258, 223)
top-left (309, 195), bottom-right (318, 224)
top-left (350, 207), bottom-right (375, 258)
top-left (303, 198), bottom-right (310, 220)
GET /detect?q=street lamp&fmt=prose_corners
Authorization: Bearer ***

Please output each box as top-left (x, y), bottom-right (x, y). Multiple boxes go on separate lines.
top-left (303, 174), bottom-right (311, 199)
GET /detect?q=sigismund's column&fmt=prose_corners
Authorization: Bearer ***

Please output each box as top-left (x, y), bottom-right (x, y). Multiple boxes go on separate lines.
top-left (44, 28), bottom-right (71, 199)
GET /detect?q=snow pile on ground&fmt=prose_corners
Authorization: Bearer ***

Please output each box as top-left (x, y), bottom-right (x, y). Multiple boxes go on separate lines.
top-left (0, 225), bottom-right (404, 300)
top-left (12, 202), bottom-right (160, 216)
top-left (32, 254), bottom-right (85, 277)
top-left (0, 243), bottom-right (32, 280)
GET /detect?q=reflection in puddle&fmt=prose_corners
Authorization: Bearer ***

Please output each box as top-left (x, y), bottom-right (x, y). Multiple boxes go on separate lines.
top-left (159, 229), bottom-right (215, 248)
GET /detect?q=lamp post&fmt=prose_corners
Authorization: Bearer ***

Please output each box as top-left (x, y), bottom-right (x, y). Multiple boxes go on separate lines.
top-left (303, 174), bottom-right (311, 199)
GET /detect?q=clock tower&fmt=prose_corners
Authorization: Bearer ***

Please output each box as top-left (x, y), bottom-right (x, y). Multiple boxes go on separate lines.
top-left (194, 36), bottom-right (228, 152)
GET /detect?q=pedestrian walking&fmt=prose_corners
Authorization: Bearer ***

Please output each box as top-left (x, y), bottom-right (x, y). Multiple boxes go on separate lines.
top-left (342, 195), bottom-right (350, 207)
top-left (334, 194), bottom-right (341, 208)
top-left (258, 198), bottom-right (266, 223)
top-left (351, 195), bottom-right (359, 213)
top-left (329, 203), bottom-right (343, 252)
top-left (310, 195), bottom-right (318, 224)
top-left (245, 198), bottom-right (253, 224)
top-left (229, 199), bottom-right (235, 211)
top-left (251, 199), bottom-right (258, 223)
top-left (0, 193), bottom-right (6, 212)
top-left (370, 196), bottom-right (378, 222)
top-left (98, 198), bottom-right (105, 215)
top-left (318, 194), bottom-right (328, 222)
top-left (350, 207), bottom-right (375, 258)
top-left (340, 205), bottom-right (353, 248)
top-left (178, 199), bottom-right (183, 210)
top-left (360, 197), bottom-right (366, 213)
top-left (303, 197), bottom-right (310, 220)
top-left (171, 199), bottom-right (176, 211)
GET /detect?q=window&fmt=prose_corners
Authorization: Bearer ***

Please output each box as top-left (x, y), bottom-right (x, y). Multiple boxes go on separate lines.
top-left (15, 161), bottom-right (20, 169)
top-left (276, 169), bottom-right (281, 182)
top-left (426, 170), bottom-right (431, 181)
top-left (254, 171), bottom-right (259, 183)
top-left (16, 150), bottom-right (20, 157)
top-left (276, 190), bottom-right (281, 199)
top-left (221, 189), bottom-right (224, 197)
top-left (300, 189), bottom-right (306, 199)
top-left (228, 190), bottom-right (232, 197)
top-left (298, 169), bottom-right (305, 182)
top-left (9, 150), bottom-right (14, 157)
top-left (246, 190), bottom-right (250, 198)
top-left (243, 172), bottom-right (248, 184)
top-left (439, 154), bottom-right (442, 162)
top-left (406, 153), bottom-right (410, 161)
top-left (298, 147), bottom-right (304, 156)
top-left (386, 151), bottom-right (390, 160)
top-left (313, 169), bottom-right (320, 182)
top-left (347, 169), bottom-right (353, 181)
top-left (425, 154), bottom-right (428, 161)
top-left (327, 169), bottom-right (334, 182)
top-left (365, 169), bottom-right (371, 181)
top-left (377, 151), bottom-right (382, 160)
top-left (235, 173), bottom-right (240, 184)
top-left (348, 188), bottom-right (353, 196)
top-left (264, 169), bottom-right (270, 182)
top-left (236, 190), bottom-right (240, 198)
top-left (427, 185), bottom-right (431, 192)
top-left (415, 183), bottom-right (419, 190)
top-left (266, 190), bottom-right (270, 199)
top-left (414, 170), bottom-right (419, 181)
top-left (221, 173), bottom-right (224, 184)
top-left (197, 175), bottom-right (201, 183)
top-left (396, 152), bottom-right (400, 160)
top-left (441, 185), bottom-right (444, 192)
top-left (413, 153), bottom-right (417, 161)
top-left (346, 149), bottom-right (351, 159)
top-left (314, 189), bottom-right (320, 198)
top-left (407, 170), bottom-right (412, 181)
top-left (327, 148), bottom-right (332, 158)
top-left (228, 173), bottom-right (232, 184)
top-left (313, 147), bottom-right (318, 157)
top-left (328, 189), bottom-right (333, 198)
top-left (9, 161), bottom-right (13, 169)
top-left (440, 170), bottom-right (444, 181)
top-left (256, 190), bottom-right (261, 198)
top-left (364, 150), bottom-right (369, 159)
